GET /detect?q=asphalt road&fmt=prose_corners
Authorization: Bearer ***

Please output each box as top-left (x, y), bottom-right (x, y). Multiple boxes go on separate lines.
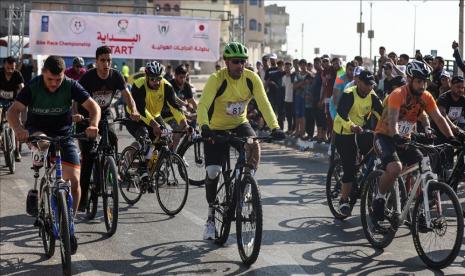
top-left (1, 129), bottom-right (464, 275)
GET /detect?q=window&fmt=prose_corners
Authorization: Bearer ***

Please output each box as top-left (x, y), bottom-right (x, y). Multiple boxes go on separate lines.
top-left (258, 23), bottom-right (262, 32)
top-left (250, 0), bottom-right (258, 5)
top-left (249, 19), bottom-right (257, 31)
top-left (173, 5), bottom-right (180, 12)
top-left (258, 0), bottom-right (262, 7)
top-left (231, 0), bottom-right (243, 4)
top-left (163, 4), bottom-right (171, 12)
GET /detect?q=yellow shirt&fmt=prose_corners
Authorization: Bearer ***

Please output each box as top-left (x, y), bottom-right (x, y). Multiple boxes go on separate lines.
top-left (131, 77), bottom-right (185, 126)
top-left (197, 68), bottom-right (279, 130)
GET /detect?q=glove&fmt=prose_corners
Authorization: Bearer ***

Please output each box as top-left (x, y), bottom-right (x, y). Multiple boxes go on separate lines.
top-left (271, 128), bottom-right (285, 140)
top-left (447, 136), bottom-right (462, 147)
top-left (201, 125), bottom-right (213, 139)
top-left (457, 129), bottom-right (465, 140)
top-left (393, 134), bottom-right (409, 145)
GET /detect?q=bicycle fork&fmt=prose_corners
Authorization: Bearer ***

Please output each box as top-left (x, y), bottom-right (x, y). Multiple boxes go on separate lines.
top-left (50, 181), bottom-right (75, 239)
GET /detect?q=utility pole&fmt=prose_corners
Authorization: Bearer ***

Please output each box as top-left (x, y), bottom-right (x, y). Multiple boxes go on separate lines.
top-left (7, 3), bottom-right (26, 58)
top-left (359, 0), bottom-right (363, 56)
top-left (368, 2), bottom-right (374, 61)
top-left (301, 23), bottom-right (304, 59)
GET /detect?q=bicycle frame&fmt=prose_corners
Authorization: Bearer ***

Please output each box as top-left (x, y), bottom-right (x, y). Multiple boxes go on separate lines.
top-left (395, 156), bottom-right (438, 229)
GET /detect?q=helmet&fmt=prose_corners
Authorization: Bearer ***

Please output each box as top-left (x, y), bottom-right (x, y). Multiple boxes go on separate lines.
top-left (73, 57), bottom-right (84, 67)
top-left (406, 60), bottom-right (431, 80)
top-left (145, 61), bottom-right (164, 77)
top-left (223, 42), bottom-right (248, 59)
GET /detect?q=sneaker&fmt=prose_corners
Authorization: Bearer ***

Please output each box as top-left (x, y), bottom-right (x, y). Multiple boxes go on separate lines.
top-left (339, 199), bottom-right (351, 216)
top-left (14, 149), bottom-right (21, 162)
top-left (26, 189), bottom-right (39, 216)
top-left (70, 235), bottom-right (78, 255)
top-left (372, 198), bottom-right (386, 221)
top-left (203, 220), bottom-right (215, 240)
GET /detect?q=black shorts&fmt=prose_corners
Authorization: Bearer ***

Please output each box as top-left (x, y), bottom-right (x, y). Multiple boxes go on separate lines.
top-left (204, 122), bottom-right (256, 167)
top-left (374, 134), bottom-right (422, 167)
top-left (335, 132), bottom-right (373, 183)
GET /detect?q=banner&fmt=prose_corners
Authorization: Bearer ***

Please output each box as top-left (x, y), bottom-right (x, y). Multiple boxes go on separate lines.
top-left (29, 10), bottom-right (221, 61)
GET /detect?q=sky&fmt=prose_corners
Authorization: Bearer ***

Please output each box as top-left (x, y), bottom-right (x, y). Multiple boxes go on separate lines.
top-left (266, 0), bottom-right (461, 61)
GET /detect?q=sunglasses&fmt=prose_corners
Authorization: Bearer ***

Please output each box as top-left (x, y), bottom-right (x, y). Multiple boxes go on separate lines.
top-left (230, 59), bottom-right (247, 65)
top-left (148, 76), bottom-right (162, 82)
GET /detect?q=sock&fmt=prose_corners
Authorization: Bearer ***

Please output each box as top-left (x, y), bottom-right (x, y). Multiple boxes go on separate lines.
top-left (207, 206), bottom-right (214, 221)
top-left (376, 191), bottom-right (385, 200)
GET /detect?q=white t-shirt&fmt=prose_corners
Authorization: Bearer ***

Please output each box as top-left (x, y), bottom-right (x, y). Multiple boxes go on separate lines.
top-left (282, 74), bottom-right (293, 103)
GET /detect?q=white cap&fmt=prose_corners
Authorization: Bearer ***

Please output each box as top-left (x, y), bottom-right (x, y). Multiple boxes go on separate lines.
top-left (354, 66), bottom-right (364, 76)
top-left (269, 53), bottom-right (277, 59)
top-left (440, 70), bottom-right (451, 79)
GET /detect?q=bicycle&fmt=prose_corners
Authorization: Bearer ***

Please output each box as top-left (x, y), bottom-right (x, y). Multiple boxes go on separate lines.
top-left (206, 131), bottom-right (276, 266)
top-left (28, 133), bottom-right (87, 276)
top-left (82, 116), bottom-right (119, 236)
top-left (326, 131), bottom-right (377, 219)
top-left (118, 119), bottom-right (189, 215)
top-left (360, 140), bottom-right (464, 269)
top-left (0, 101), bottom-right (15, 174)
top-left (176, 128), bottom-right (205, 186)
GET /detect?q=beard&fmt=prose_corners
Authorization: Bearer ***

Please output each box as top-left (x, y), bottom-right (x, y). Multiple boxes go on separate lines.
top-left (409, 82), bottom-right (425, 96)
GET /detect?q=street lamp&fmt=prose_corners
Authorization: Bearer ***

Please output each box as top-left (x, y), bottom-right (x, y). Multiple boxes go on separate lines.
top-left (407, 0), bottom-right (427, 56)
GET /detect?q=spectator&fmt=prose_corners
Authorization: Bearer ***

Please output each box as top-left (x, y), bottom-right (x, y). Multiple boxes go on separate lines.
top-left (121, 61), bottom-right (130, 78)
top-left (292, 59), bottom-right (300, 74)
top-left (184, 63), bottom-right (191, 82)
top-left (64, 56), bottom-right (86, 80)
top-left (164, 64), bottom-right (174, 81)
top-left (86, 63), bottom-right (95, 70)
top-left (215, 63), bottom-right (222, 71)
top-left (264, 53), bottom-right (280, 114)
top-left (17, 54), bottom-right (36, 84)
top-left (325, 57), bottom-right (345, 136)
top-left (377, 46), bottom-right (388, 81)
top-left (282, 61), bottom-right (294, 133)
top-left (423, 55), bottom-right (434, 67)
top-left (428, 56), bottom-right (445, 98)
top-left (398, 54), bottom-right (410, 65)
top-left (439, 70), bottom-right (451, 96)
top-left (259, 54), bottom-right (269, 83)
top-left (387, 51), bottom-right (398, 64)
top-left (330, 61), bottom-right (355, 120)
top-left (293, 59), bottom-right (312, 138)
top-left (315, 56), bottom-right (332, 142)
top-left (354, 56), bottom-right (363, 67)
top-left (452, 40), bottom-right (465, 74)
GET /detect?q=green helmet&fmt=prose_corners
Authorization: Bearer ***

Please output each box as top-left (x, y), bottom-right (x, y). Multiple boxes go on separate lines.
top-left (223, 42), bottom-right (248, 59)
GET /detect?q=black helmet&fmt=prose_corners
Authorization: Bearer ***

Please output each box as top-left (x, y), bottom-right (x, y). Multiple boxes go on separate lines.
top-left (73, 57), bottom-right (84, 67)
top-left (406, 60), bottom-right (431, 80)
top-left (145, 61), bottom-right (164, 77)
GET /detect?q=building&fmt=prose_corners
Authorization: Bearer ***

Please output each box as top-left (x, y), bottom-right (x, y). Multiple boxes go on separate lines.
top-left (264, 4), bottom-right (289, 57)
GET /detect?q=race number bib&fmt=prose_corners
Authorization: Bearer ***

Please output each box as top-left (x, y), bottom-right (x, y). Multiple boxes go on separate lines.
top-left (93, 93), bottom-right (112, 107)
top-left (447, 107), bottom-right (462, 120)
top-left (226, 101), bottom-right (246, 117)
top-left (398, 120), bottom-right (416, 136)
top-left (0, 90), bottom-right (14, 100)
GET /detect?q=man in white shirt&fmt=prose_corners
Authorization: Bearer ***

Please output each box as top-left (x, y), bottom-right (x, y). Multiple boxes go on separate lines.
top-left (282, 61), bottom-right (294, 133)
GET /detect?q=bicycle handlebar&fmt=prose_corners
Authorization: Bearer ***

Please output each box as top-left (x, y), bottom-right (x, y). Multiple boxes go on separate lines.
top-left (27, 132), bottom-right (89, 144)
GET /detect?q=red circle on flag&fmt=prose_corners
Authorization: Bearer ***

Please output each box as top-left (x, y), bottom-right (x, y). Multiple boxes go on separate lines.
top-left (199, 24), bottom-right (205, 31)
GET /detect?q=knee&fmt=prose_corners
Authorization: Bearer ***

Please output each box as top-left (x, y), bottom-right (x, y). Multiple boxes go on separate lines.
top-left (386, 161), bottom-right (402, 176)
top-left (206, 165), bottom-right (221, 180)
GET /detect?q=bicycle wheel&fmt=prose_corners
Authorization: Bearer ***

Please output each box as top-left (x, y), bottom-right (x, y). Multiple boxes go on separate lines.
top-left (214, 174), bottom-right (232, 245)
top-left (102, 156), bottom-right (119, 236)
top-left (325, 159), bottom-right (348, 220)
top-left (118, 145), bottom-right (143, 205)
top-left (86, 162), bottom-right (99, 220)
top-left (154, 153), bottom-right (189, 215)
top-left (177, 138), bottom-right (205, 186)
top-left (236, 175), bottom-right (263, 266)
top-left (360, 169), bottom-right (397, 249)
top-left (39, 179), bottom-right (55, 258)
top-left (411, 181), bottom-right (464, 269)
top-left (57, 190), bottom-right (72, 276)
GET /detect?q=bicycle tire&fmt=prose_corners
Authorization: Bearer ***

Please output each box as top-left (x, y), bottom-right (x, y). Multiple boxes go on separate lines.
top-left (86, 162), bottom-right (99, 220)
top-left (325, 159), bottom-right (349, 220)
top-left (58, 190), bottom-right (72, 276)
top-left (4, 127), bottom-right (14, 174)
top-left (360, 169), bottom-right (396, 249)
top-left (411, 181), bottom-right (464, 269)
top-left (118, 145), bottom-right (143, 205)
top-left (154, 153), bottom-right (189, 216)
top-left (176, 138), bottom-right (206, 186)
top-left (39, 179), bottom-right (55, 258)
top-left (102, 156), bottom-right (119, 236)
top-left (236, 175), bottom-right (263, 266)
top-left (214, 176), bottom-right (232, 245)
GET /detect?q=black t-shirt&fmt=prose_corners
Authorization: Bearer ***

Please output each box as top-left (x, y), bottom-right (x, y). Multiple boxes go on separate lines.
top-left (436, 90), bottom-right (465, 125)
top-left (265, 67), bottom-right (283, 91)
top-left (0, 69), bottom-right (24, 101)
top-left (16, 76), bottom-right (90, 136)
top-left (78, 68), bottom-right (126, 117)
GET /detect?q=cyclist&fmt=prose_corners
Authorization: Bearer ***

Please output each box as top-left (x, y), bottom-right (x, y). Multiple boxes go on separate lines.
top-left (197, 42), bottom-right (285, 240)
top-left (64, 56), bottom-right (86, 81)
top-left (74, 46), bottom-right (140, 210)
top-left (435, 75), bottom-right (465, 138)
top-left (372, 60), bottom-right (458, 221)
top-left (7, 55), bottom-right (100, 253)
top-left (0, 56), bottom-right (24, 161)
top-left (333, 70), bottom-right (383, 216)
top-left (127, 60), bottom-right (188, 185)
top-left (161, 64), bottom-right (198, 149)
